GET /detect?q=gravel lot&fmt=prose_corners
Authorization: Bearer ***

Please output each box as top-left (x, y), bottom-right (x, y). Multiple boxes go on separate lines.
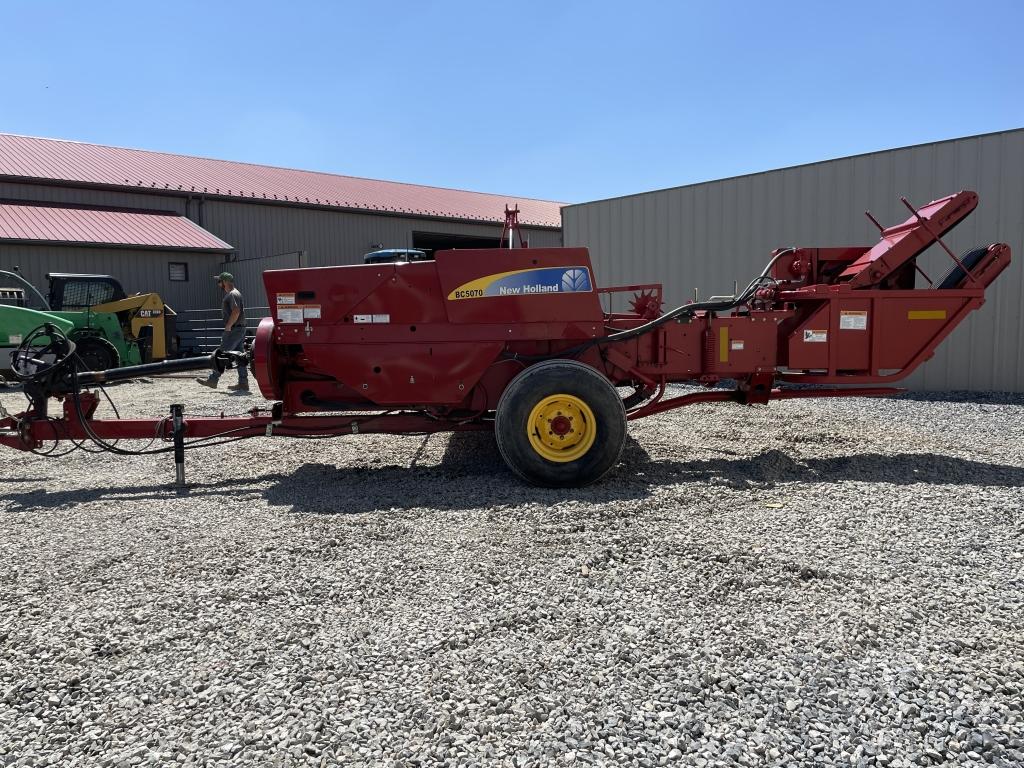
top-left (1, 377), bottom-right (1022, 767)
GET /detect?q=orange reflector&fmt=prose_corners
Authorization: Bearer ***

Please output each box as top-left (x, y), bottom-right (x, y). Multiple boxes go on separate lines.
top-left (908, 310), bottom-right (947, 320)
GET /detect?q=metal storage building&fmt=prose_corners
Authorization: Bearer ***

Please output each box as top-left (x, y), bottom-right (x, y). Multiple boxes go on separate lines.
top-left (0, 133), bottom-right (564, 317)
top-left (563, 129), bottom-right (1024, 392)
top-left (0, 203), bottom-right (234, 311)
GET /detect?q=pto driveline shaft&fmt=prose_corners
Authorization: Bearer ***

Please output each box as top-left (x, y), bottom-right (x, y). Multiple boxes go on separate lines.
top-left (74, 355), bottom-right (220, 386)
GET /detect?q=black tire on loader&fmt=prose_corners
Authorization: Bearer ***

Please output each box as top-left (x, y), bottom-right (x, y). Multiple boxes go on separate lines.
top-left (74, 336), bottom-right (120, 372)
top-left (494, 359), bottom-right (627, 487)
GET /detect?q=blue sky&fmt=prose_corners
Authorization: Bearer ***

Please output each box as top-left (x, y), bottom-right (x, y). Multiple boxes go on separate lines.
top-left (3, 1), bottom-right (1022, 203)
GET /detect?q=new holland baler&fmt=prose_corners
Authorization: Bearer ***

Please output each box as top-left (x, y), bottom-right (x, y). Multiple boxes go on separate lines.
top-left (0, 191), bottom-right (1011, 487)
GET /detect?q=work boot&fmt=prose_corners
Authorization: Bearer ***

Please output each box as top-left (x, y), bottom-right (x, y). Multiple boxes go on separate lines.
top-left (228, 383), bottom-right (249, 392)
top-left (197, 377), bottom-right (218, 389)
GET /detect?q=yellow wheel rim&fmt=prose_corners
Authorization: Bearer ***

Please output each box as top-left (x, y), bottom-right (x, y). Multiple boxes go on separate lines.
top-left (526, 393), bottom-right (597, 463)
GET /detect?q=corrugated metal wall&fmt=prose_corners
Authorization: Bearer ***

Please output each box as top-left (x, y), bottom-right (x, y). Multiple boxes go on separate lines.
top-left (203, 199), bottom-right (562, 298)
top-left (563, 129), bottom-right (1024, 392)
top-left (0, 244), bottom-right (220, 312)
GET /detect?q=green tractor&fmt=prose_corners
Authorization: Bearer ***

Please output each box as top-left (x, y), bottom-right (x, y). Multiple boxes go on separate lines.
top-left (0, 268), bottom-right (176, 372)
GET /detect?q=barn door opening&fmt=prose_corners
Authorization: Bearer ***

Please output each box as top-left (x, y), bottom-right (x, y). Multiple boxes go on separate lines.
top-left (412, 231), bottom-right (503, 259)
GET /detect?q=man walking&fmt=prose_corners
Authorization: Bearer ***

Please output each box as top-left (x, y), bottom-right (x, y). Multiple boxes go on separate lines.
top-left (198, 271), bottom-right (249, 391)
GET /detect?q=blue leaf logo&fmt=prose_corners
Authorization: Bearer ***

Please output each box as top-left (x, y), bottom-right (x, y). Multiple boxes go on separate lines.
top-left (561, 268), bottom-right (590, 292)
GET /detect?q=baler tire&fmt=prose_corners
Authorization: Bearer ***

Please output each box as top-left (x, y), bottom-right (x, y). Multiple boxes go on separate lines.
top-left (495, 360), bottom-right (626, 487)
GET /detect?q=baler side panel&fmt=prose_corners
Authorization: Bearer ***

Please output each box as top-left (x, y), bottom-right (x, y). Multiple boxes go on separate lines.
top-left (263, 263), bottom-right (404, 326)
top-left (436, 248), bottom-right (604, 326)
top-left (788, 304), bottom-right (831, 370)
top-left (873, 295), bottom-right (977, 371)
top-left (777, 289), bottom-right (985, 382)
top-left (344, 262), bottom-right (450, 325)
top-left (295, 341), bottom-right (504, 408)
top-left (704, 317), bottom-right (779, 376)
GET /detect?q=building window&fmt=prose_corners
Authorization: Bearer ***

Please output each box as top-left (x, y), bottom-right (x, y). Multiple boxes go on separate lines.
top-left (168, 262), bottom-right (189, 281)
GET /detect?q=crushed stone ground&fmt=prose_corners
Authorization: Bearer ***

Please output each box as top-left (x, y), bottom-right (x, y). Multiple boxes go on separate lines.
top-left (1, 378), bottom-right (1022, 767)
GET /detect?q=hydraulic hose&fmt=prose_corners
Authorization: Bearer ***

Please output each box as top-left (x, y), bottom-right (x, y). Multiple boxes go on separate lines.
top-left (518, 248), bottom-right (794, 361)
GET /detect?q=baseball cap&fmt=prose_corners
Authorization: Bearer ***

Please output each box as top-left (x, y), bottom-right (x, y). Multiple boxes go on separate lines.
top-left (214, 271), bottom-right (234, 283)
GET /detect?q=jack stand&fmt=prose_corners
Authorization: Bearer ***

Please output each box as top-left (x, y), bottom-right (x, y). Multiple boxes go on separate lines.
top-left (171, 404), bottom-right (186, 489)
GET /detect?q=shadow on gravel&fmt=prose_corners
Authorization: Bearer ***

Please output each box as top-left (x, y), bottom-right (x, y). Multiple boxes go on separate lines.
top-left (633, 447), bottom-right (1024, 490)
top-left (264, 438), bottom-right (1024, 513)
top-left (893, 390), bottom-right (1024, 407)
top-left (0, 476), bottom-right (263, 512)
top-left (3, 434), bottom-right (1022, 515)
top-left (261, 433), bottom-right (654, 514)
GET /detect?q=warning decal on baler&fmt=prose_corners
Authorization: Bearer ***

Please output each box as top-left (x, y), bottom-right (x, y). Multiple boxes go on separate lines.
top-left (278, 305), bottom-right (321, 323)
top-left (447, 267), bottom-right (592, 300)
top-left (839, 311), bottom-right (868, 330)
top-left (804, 329), bottom-right (828, 343)
top-left (276, 293), bottom-right (296, 305)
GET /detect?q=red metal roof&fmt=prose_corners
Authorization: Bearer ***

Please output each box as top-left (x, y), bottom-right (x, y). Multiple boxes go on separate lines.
top-left (0, 203), bottom-right (233, 251)
top-left (0, 134), bottom-right (565, 228)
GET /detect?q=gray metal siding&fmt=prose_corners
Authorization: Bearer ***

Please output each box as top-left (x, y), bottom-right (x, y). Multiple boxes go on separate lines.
top-left (204, 199), bottom-right (562, 305)
top-left (563, 129), bottom-right (1024, 392)
top-left (204, 199), bottom-right (561, 264)
top-left (0, 243), bottom-right (221, 312)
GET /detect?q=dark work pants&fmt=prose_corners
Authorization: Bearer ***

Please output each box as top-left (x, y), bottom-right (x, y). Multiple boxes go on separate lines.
top-left (208, 325), bottom-right (248, 385)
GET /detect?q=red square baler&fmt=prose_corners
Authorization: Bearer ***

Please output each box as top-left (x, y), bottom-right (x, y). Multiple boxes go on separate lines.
top-left (1, 191), bottom-right (1011, 487)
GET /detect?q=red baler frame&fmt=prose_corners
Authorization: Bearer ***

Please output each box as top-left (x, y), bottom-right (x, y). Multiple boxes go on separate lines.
top-left (0, 191), bottom-right (1011, 478)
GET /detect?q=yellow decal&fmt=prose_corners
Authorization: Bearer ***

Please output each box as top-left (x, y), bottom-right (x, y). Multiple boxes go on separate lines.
top-left (448, 268), bottom-right (533, 300)
top-left (719, 326), bottom-right (729, 363)
top-left (907, 310), bottom-right (947, 320)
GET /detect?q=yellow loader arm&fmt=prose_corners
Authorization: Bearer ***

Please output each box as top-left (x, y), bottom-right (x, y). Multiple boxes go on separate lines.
top-left (92, 293), bottom-right (176, 361)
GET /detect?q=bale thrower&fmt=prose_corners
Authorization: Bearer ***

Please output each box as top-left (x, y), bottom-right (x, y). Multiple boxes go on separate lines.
top-left (0, 191), bottom-right (1010, 487)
